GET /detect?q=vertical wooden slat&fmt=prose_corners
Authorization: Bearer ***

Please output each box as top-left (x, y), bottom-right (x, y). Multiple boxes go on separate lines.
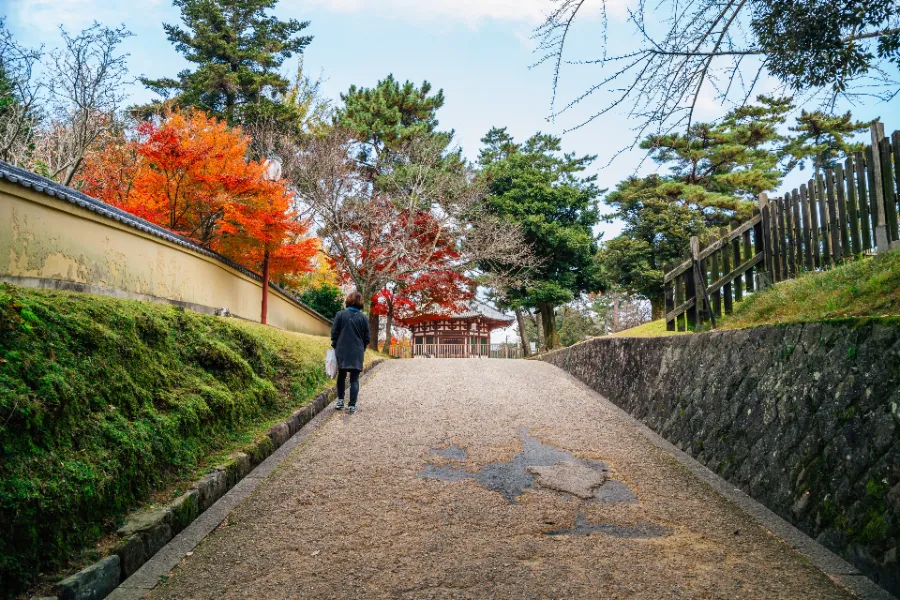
top-left (744, 229), bottom-right (754, 291)
top-left (870, 123), bottom-right (889, 253)
top-left (665, 265), bottom-right (675, 331)
top-left (799, 183), bottom-right (814, 270)
top-left (784, 194), bottom-right (797, 276)
top-left (791, 189), bottom-right (804, 271)
top-left (818, 174), bottom-right (832, 266)
top-left (686, 237), bottom-right (698, 328)
top-left (758, 193), bottom-right (772, 288)
top-left (698, 241), bottom-right (711, 325)
top-left (810, 178), bottom-right (822, 268)
top-left (769, 197), bottom-right (780, 281)
top-left (881, 136), bottom-right (899, 243)
top-left (777, 196), bottom-right (789, 280)
top-left (710, 242), bottom-right (721, 318)
top-left (733, 232), bottom-right (743, 302)
top-left (752, 209), bottom-right (764, 291)
top-left (845, 156), bottom-right (861, 256)
top-left (721, 227), bottom-right (733, 314)
top-left (675, 273), bottom-right (685, 331)
top-left (856, 151), bottom-right (872, 252)
top-left (835, 164), bottom-right (851, 257)
top-left (826, 169), bottom-right (842, 263)
top-left (867, 146), bottom-right (880, 237)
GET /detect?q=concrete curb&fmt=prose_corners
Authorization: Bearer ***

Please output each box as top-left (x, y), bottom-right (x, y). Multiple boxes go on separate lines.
top-left (550, 366), bottom-right (897, 600)
top-left (48, 360), bottom-right (387, 600)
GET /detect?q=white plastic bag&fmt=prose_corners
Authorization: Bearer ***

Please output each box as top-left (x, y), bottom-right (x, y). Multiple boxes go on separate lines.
top-left (325, 349), bottom-right (338, 379)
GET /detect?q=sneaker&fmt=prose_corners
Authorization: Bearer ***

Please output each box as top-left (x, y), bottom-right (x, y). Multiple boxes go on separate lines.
top-left (335, 398), bottom-right (345, 410)
top-left (347, 405), bottom-right (358, 414)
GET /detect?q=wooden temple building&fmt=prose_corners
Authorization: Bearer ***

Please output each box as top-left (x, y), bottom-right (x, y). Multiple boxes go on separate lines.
top-left (396, 300), bottom-right (519, 358)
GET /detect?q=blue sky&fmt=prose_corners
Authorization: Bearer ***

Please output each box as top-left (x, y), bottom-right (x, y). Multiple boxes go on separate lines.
top-left (3, 0), bottom-right (899, 243)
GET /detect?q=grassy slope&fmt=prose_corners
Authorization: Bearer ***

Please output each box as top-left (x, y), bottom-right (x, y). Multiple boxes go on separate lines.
top-left (720, 249), bottom-right (900, 329)
top-left (0, 285), bottom-right (369, 596)
top-left (609, 249), bottom-right (900, 338)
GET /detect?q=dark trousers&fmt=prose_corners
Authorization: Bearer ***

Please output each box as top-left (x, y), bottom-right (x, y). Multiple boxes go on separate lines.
top-left (337, 369), bottom-right (361, 405)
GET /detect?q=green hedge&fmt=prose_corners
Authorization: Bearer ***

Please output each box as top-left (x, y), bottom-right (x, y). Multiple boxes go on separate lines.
top-left (0, 285), bottom-right (333, 596)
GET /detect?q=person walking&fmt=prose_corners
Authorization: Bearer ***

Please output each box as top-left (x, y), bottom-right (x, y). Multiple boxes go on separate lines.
top-left (331, 291), bottom-right (370, 414)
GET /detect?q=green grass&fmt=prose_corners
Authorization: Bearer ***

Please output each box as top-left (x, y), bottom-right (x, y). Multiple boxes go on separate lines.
top-left (720, 249), bottom-right (900, 329)
top-left (612, 249), bottom-right (900, 338)
top-left (609, 319), bottom-right (692, 338)
top-left (0, 285), bottom-right (369, 597)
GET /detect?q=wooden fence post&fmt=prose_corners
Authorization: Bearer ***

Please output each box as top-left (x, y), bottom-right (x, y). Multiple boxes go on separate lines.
top-left (753, 208), bottom-right (765, 291)
top-left (871, 122), bottom-right (890, 253)
top-left (758, 193), bottom-right (772, 289)
top-left (686, 236), bottom-right (699, 328)
top-left (664, 262), bottom-right (676, 332)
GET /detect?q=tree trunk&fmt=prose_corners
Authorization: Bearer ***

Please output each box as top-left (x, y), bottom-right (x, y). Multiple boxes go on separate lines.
top-left (260, 250), bottom-right (270, 325)
top-left (368, 299), bottom-right (380, 351)
top-left (515, 307), bottom-right (531, 357)
top-left (650, 295), bottom-right (665, 321)
top-left (384, 301), bottom-right (394, 355)
top-left (531, 310), bottom-right (544, 352)
top-left (538, 303), bottom-right (559, 350)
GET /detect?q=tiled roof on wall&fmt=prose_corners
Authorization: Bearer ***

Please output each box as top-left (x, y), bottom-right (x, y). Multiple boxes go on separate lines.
top-left (0, 160), bottom-right (332, 323)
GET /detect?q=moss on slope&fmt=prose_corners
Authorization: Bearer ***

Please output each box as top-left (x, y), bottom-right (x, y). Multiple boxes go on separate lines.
top-left (0, 285), bottom-right (346, 596)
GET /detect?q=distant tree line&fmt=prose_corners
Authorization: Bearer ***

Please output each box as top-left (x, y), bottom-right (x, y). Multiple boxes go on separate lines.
top-left (0, 0), bottom-right (887, 361)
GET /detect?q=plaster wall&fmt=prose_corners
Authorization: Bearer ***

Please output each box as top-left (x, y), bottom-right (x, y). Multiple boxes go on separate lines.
top-left (0, 180), bottom-right (331, 336)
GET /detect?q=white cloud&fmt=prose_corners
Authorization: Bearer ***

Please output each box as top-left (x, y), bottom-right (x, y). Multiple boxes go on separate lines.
top-left (8, 0), bottom-right (623, 34)
top-left (9, 0), bottom-right (162, 33)
top-left (292, 0), bottom-right (622, 27)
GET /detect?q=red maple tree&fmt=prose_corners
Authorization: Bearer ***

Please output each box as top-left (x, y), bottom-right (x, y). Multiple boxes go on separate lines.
top-left (367, 210), bottom-right (475, 342)
top-left (218, 178), bottom-right (317, 323)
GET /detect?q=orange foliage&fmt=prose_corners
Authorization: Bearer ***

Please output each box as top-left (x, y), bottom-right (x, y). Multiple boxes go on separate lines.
top-left (218, 179), bottom-right (318, 280)
top-left (81, 110), bottom-right (316, 278)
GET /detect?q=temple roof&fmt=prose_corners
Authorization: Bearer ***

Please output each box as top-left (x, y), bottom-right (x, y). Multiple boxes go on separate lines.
top-left (397, 299), bottom-right (514, 330)
top-left (448, 300), bottom-right (515, 324)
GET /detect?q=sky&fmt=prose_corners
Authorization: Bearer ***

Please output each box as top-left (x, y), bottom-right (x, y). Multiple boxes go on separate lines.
top-left (3, 0), bottom-right (897, 230)
top-left (2, 0), bottom-right (899, 341)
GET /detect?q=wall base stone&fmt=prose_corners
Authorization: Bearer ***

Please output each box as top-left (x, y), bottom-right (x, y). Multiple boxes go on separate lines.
top-left (55, 556), bottom-right (120, 600)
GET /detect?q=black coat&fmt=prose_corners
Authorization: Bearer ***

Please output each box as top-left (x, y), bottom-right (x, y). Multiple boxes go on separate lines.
top-left (331, 309), bottom-right (370, 371)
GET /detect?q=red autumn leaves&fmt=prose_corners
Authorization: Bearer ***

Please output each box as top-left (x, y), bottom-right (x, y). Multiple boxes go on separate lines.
top-left (81, 111), bottom-right (317, 321)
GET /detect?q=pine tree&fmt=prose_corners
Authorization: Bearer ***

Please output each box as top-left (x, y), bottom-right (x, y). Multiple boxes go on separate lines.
top-left (334, 76), bottom-right (450, 348)
top-left (783, 110), bottom-right (872, 176)
top-left (477, 126), bottom-right (519, 166)
top-left (597, 96), bottom-right (794, 318)
top-left (140, 0), bottom-right (312, 126)
top-left (337, 75), bottom-right (447, 179)
top-left (480, 131), bottom-right (602, 350)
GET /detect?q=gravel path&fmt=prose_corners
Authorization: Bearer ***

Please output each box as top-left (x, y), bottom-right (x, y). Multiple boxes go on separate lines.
top-left (150, 360), bottom-right (851, 599)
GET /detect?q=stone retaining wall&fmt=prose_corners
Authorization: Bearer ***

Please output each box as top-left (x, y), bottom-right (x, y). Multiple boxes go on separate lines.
top-left (541, 322), bottom-right (899, 595)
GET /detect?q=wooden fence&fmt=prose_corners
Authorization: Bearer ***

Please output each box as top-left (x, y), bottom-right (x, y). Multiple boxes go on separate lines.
top-left (389, 343), bottom-right (523, 359)
top-left (664, 122), bottom-right (900, 331)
